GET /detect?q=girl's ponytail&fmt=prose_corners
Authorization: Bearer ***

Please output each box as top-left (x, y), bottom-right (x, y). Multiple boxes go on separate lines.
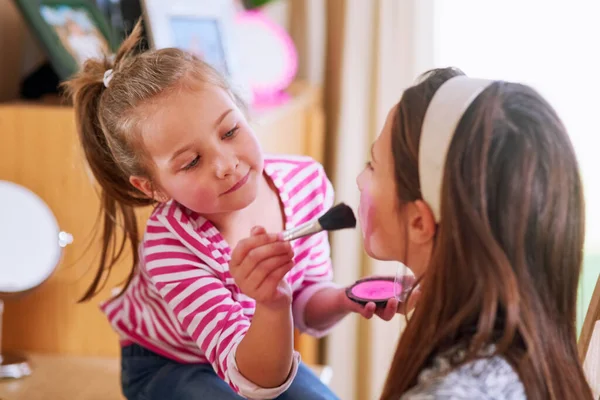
top-left (62, 22), bottom-right (152, 302)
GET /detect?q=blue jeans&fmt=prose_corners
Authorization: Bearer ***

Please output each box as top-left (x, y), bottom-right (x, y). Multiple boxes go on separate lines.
top-left (121, 344), bottom-right (339, 400)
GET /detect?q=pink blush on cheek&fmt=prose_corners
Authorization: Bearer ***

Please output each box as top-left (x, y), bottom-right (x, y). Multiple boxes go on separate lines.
top-left (172, 184), bottom-right (218, 213)
top-left (350, 280), bottom-right (400, 301)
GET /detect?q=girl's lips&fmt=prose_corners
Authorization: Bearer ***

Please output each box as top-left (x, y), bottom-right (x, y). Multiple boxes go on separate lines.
top-left (222, 171), bottom-right (250, 195)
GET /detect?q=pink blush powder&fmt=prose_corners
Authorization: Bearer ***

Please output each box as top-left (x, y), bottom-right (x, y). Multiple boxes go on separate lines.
top-left (350, 280), bottom-right (400, 301)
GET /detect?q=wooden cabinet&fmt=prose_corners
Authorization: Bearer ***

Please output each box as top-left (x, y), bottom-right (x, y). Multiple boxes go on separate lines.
top-left (0, 82), bottom-right (324, 364)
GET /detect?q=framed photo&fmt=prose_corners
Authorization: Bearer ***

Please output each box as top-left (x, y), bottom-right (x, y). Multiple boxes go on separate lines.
top-left (141, 0), bottom-right (250, 101)
top-left (12, 0), bottom-right (117, 80)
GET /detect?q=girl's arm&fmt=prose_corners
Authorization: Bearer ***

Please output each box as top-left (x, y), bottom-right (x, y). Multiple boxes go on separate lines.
top-left (229, 226), bottom-right (296, 389)
top-left (235, 304), bottom-right (294, 387)
top-left (291, 230), bottom-right (344, 337)
top-left (303, 286), bottom-right (400, 327)
top-left (146, 216), bottom-right (297, 400)
top-left (302, 285), bottom-right (350, 329)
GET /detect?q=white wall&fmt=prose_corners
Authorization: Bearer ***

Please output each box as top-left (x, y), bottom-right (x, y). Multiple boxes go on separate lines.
top-left (433, 0), bottom-right (600, 251)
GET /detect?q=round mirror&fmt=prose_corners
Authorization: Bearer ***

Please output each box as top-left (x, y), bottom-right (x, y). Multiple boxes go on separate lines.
top-left (0, 181), bottom-right (71, 295)
top-left (0, 180), bottom-right (72, 379)
top-left (235, 10), bottom-right (298, 107)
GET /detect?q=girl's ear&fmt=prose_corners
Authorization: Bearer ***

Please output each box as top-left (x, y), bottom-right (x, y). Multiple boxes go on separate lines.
top-left (406, 200), bottom-right (437, 245)
top-left (129, 176), bottom-right (170, 202)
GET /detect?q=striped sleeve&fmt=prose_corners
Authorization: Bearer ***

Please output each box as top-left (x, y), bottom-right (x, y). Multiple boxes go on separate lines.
top-left (143, 213), bottom-right (297, 397)
top-left (292, 163), bottom-right (340, 338)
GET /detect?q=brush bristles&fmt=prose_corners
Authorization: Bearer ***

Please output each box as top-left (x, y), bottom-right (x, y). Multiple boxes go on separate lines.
top-left (318, 203), bottom-right (357, 231)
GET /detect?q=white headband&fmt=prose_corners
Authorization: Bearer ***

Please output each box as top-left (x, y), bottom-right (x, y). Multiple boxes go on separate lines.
top-left (418, 76), bottom-right (494, 222)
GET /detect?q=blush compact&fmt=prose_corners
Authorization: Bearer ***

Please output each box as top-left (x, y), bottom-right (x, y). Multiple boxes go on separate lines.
top-left (345, 276), bottom-right (401, 308)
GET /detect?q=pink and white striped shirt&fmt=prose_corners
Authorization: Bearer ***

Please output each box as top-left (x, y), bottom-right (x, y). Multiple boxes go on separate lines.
top-left (101, 155), bottom-right (337, 398)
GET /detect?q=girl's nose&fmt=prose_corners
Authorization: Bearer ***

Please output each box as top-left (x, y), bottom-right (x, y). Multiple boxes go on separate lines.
top-left (215, 154), bottom-right (239, 179)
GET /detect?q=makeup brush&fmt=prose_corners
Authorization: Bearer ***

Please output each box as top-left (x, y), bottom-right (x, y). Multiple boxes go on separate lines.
top-left (280, 203), bottom-right (357, 241)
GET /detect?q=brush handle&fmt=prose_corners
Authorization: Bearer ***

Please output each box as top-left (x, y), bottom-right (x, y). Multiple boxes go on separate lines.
top-left (280, 221), bottom-right (323, 241)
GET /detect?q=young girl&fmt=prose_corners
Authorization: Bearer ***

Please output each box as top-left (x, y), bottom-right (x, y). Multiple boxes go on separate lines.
top-left (356, 67), bottom-right (593, 399)
top-left (65, 23), bottom-right (396, 400)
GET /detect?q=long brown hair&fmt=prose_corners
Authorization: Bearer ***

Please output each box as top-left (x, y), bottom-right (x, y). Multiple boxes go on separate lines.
top-left (62, 21), bottom-right (238, 302)
top-left (381, 68), bottom-right (592, 399)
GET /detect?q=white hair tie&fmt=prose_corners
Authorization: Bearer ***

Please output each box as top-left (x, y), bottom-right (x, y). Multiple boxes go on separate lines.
top-left (419, 76), bottom-right (495, 222)
top-left (103, 69), bottom-right (114, 88)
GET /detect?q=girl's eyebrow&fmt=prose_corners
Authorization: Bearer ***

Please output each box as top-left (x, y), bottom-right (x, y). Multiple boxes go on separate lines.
top-left (169, 144), bottom-right (193, 164)
top-left (214, 109), bottom-right (234, 128)
top-left (168, 108), bottom-right (235, 164)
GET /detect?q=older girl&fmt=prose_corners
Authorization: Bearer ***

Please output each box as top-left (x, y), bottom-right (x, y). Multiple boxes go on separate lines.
top-left (357, 67), bottom-right (593, 399)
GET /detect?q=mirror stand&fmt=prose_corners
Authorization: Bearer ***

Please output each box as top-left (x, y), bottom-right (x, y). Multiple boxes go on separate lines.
top-left (0, 300), bottom-right (31, 379)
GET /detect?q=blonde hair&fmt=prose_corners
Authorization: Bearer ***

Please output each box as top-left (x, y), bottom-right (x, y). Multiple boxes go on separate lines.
top-left (63, 21), bottom-right (240, 302)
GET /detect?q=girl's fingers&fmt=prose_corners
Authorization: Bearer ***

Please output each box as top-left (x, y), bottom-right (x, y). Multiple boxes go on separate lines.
top-left (247, 252), bottom-right (295, 289)
top-left (376, 298), bottom-right (398, 321)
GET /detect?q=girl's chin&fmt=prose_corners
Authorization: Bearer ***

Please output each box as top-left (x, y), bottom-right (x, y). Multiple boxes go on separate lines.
top-left (362, 237), bottom-right (379, 259)
top-left (362, 239), bottom-right (398, 263)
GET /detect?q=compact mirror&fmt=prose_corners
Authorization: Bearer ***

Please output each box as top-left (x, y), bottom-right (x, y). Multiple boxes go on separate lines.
top-left (0, 180), bottom-right (72, 378)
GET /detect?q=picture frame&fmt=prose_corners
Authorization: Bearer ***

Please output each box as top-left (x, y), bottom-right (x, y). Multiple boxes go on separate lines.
top-left (12, 0), bottom-right (117, 81)
top-left (141, 0), bottom-right (251, 102)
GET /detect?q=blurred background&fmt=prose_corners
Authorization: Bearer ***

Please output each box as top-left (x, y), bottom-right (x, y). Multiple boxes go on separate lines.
top-left (0, 1), bottom-right (598, 399)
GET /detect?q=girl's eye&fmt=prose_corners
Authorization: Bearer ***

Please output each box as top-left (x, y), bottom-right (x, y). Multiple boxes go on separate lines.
top-left (183, 155), bottom-right (200, 171)
top-left (222, 125), bottom-right (239, 140)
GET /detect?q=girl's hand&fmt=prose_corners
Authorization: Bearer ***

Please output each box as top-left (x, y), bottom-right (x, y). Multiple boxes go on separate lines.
top-left (230, 226), bottom-right (295, 310)
top-left (340, 287), bottom-right (421, 321)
